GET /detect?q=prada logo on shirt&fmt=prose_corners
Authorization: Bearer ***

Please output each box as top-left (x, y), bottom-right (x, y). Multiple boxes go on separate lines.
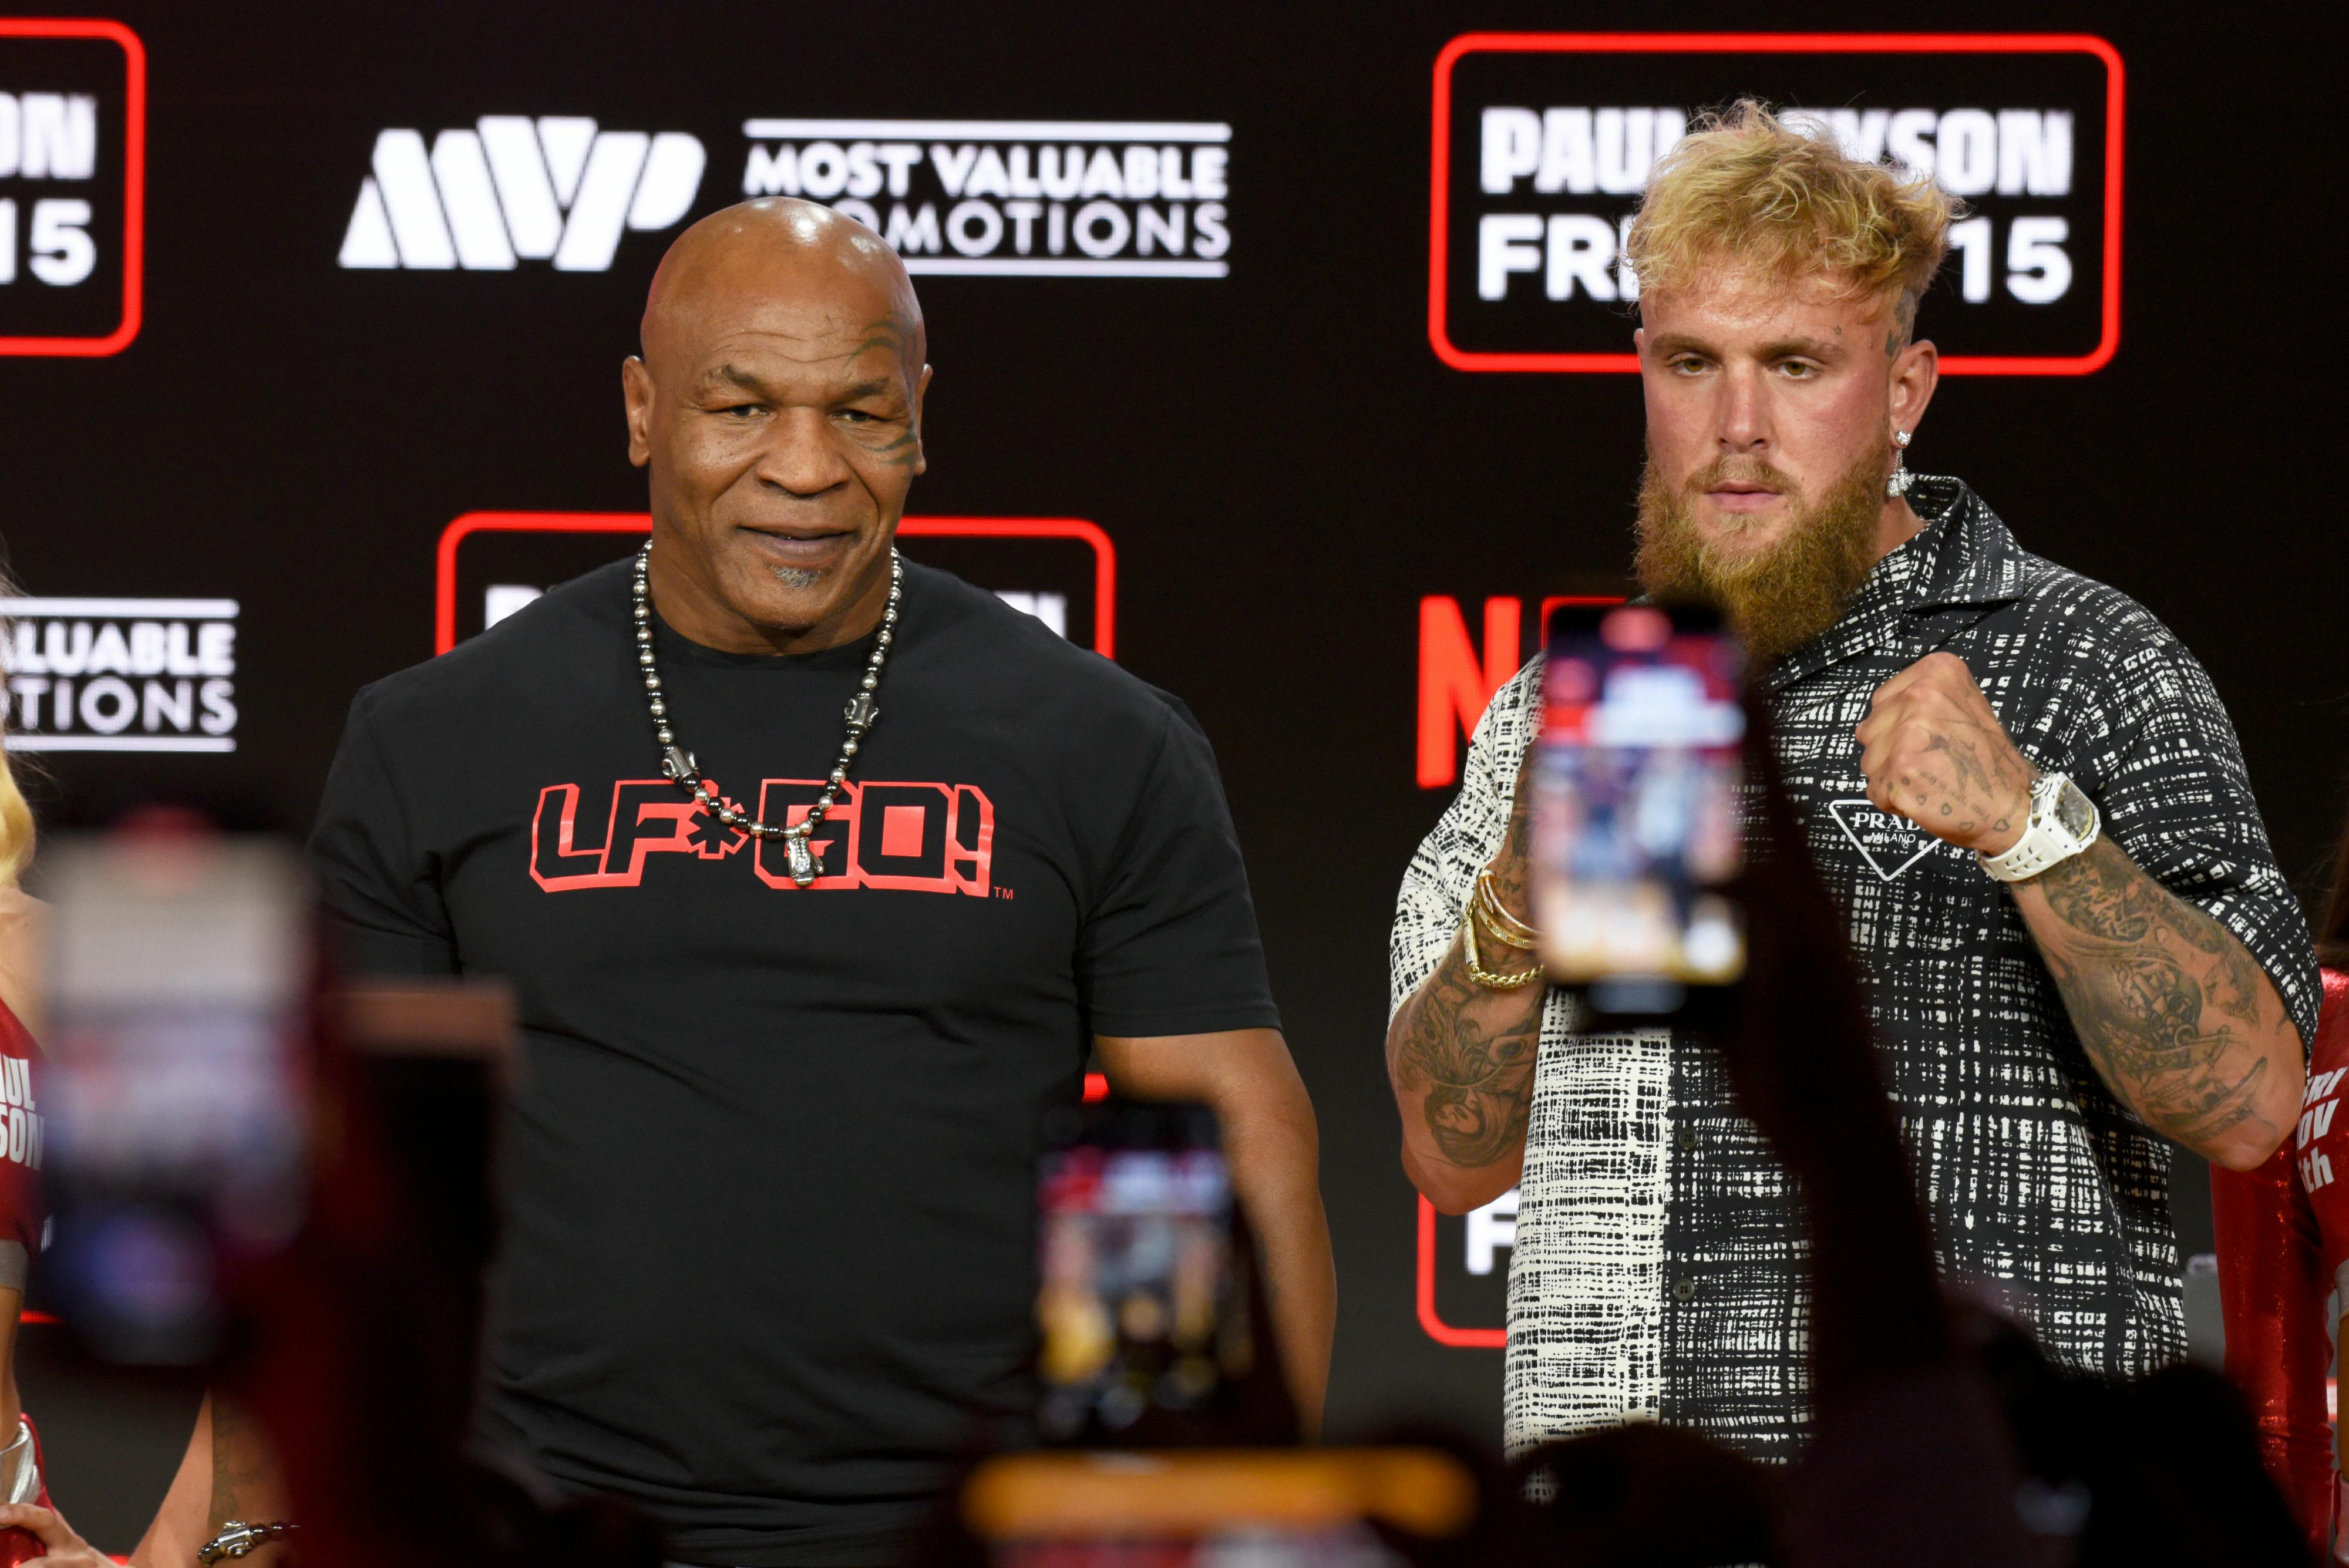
top-left (530, 776), bottom-right (996, 896)
top-left (1825, 798), bottom-right (1944, 883)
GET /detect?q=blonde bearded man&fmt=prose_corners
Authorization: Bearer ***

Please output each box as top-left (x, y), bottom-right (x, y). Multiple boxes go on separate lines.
top-left (1386, 103), bottom-right (2317, 1459)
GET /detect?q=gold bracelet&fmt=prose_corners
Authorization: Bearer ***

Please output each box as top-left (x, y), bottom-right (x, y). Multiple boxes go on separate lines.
top-left (1460, 909), bottom-right (1543, 990)
top-left (1472, 870), bottom-right (1540, 950)
top-left (1469, 887), bottom-right (1539, 955)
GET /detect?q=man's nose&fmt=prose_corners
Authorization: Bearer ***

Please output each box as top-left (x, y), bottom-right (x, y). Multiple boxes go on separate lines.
top-left (753, 408), bottom-right (854, 498)
top-left (1715, 366), bottom-right (1771, 453)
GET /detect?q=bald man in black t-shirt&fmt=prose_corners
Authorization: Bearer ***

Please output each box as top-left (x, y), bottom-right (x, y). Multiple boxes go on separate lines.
top-left (309, 198), bottom-right (1332, 1567)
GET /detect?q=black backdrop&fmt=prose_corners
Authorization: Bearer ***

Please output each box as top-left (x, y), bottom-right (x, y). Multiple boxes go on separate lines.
top-left (2, 1), bottom-right (2341, 1547)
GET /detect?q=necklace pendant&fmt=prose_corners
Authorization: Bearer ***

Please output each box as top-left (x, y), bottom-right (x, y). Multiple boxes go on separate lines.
top-left (635, 546), bottom-right (901, 871)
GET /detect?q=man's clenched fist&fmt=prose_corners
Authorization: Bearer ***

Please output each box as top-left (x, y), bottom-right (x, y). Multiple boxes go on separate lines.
top-left (1853, 651), bottom-right (2035, 856)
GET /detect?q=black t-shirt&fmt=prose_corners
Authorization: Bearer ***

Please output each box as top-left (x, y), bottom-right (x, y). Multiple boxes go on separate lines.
top-left (309, 557), bottom-right (1278, 1565)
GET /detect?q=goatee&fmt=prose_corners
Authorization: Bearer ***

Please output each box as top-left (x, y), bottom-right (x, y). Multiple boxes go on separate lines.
top-left (1633, 443), bottom-right (1892, 671)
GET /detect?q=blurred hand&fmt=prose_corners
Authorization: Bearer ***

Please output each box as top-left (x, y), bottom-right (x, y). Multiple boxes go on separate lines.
top-left (1520, 1423), bottom-right (1777, 1567)
top-left (1718, 712), bottom-right (1886, 1182)
top-left (0, 1502), bottom-right (112, 1567)
top-left (1724, 694), bottom-right (1950, 1406)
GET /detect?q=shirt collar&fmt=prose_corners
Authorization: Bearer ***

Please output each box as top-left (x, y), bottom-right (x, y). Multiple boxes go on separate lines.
top-left (1759, 474), bottom-right (2025, 691)
top-left (1904, 475), bottom-right (2035, 614)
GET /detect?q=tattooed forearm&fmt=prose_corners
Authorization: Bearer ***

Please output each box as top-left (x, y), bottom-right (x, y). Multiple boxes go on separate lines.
top-left (1388, 756), bottom-right (1548, 1178)
top-left (1388, 949), bottom-right (1542, 1168)
top-left (2173, 903), bottom-right (2270, 1027)
top-left (210, 1394), bottom-right (291, 1532)
top-left (2020, 837), bottom-right (2296, 1160)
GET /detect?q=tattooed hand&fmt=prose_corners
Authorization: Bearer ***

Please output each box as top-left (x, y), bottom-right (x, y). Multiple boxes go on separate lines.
top-left (1854, 651), bottom-right (2035, 854)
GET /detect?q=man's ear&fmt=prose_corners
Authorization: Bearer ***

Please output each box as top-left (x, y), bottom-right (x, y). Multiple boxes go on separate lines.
top-left (911, 362), bottom-right (933, 478)
top-left (622, 356), bottom-right (654, 469)
top-left (1891, 337), bottom-right (1939, 438)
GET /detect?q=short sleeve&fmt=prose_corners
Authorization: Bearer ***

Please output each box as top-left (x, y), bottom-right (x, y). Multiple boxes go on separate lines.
top-left (308, 691), bottom-right (460, 979)
top-left (1389, 659), bottom-right (1542, 1021)
top-left (1075, 699), bottom-right (1278, 1038)
top-left (2066, 633), bottom-right (2320, 1049)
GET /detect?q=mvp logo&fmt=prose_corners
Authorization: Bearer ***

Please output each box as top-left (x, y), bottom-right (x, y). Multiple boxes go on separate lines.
top-left (532, 776), bottom-right (994, 895)
top-left (340, 116), bottom-right (704, 272)
top-left (740, 118), bottom-right (1230, 278)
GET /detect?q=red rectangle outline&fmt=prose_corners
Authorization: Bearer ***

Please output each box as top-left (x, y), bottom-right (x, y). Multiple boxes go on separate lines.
top-left (435, 512), bottom-right (1116, 658)
top-left (1429, 32), bottom-right (2124, 376)
top-left (0, 18), bottom-right (144, 356)
top-left (1416, 1194), bottom-right (1505, 1348)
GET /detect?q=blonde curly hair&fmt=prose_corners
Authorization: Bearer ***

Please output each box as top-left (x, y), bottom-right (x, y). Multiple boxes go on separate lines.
top-left (1627, 100), bottom-right (1956, 332)
top-left (1, 574), bottom-right (31, 886)
top-left (0, 738), bottom-right (27, 887)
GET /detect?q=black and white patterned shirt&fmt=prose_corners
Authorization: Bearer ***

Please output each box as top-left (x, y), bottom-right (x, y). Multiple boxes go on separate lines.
top-left (1390, 476), bottom-right (2320, 1459)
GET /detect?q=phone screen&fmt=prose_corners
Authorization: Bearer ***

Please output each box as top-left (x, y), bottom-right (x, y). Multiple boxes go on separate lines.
top-left (1533, 604), bottom-right (1745, 1016)
top-left (1035, 1102), bottom-right (1250, 1443)
top-left (40, 831), bottom-right (311, 1365)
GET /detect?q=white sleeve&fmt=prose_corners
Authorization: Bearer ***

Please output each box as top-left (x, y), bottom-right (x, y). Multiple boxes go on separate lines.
top-left (1388, 658), bottom-right (1544, 1019)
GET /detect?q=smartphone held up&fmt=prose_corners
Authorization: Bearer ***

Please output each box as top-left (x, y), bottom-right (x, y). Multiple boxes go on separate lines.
top-left (1035, 1100), bottom-right (1254, 1446)
top-left (39, 826), bottom-right (312, 1367)
top-left (1532, 603), bottom-right (1746, 1020)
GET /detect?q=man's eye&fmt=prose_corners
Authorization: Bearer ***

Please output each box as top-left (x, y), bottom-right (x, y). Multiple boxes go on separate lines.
top-left (722, 403), bottom-right (765, 417)
top-left (837, 408), bottom-right (884, 424)
top-left (1777, 361), bottom-right (1819, 379)
top-left (1669, 356), bottom-right (1709, 375)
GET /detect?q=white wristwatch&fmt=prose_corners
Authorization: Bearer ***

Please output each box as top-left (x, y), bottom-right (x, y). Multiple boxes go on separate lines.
top-left (1976, 771), bottom-right (2101, 883)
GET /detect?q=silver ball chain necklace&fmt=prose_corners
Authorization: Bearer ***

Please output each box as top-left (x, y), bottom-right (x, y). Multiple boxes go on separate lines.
top-left (631, 539), bottom-right (902, 888)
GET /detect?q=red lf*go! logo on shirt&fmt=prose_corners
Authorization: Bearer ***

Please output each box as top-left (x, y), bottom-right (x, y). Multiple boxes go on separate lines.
top-left (530, 775), bottom-right (996, 896)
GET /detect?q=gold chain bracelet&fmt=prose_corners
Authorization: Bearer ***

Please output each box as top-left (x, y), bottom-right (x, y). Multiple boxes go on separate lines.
top-left (1460, 907), bottom-right (1543, 990)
